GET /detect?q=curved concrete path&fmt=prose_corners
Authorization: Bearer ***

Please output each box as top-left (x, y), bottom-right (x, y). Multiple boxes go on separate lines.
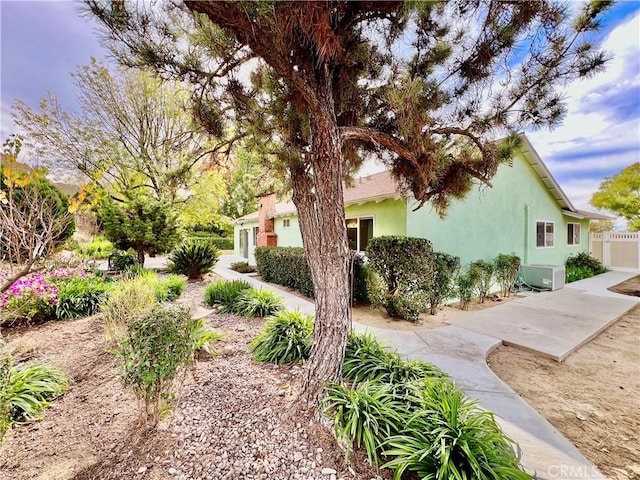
top-left (214, 255), bottom-right (638, 479)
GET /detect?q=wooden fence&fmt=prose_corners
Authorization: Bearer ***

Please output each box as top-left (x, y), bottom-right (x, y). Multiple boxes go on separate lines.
top-left (590, 231), bottom-right (640, 273)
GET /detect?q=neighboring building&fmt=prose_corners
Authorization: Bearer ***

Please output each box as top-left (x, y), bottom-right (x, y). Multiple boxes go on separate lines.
top-left (234, 135), bottom-right (605, 267)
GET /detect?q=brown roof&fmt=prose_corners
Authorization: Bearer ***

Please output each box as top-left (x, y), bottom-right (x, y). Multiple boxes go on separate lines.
top-left (343, 171), bottom-right (401, 205)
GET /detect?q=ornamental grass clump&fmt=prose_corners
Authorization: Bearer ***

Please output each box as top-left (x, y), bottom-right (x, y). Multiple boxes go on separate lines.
top-left (250, 310), bottom-right (314, 365)
top-left (233, 288), bottom-right (284, 318)
top-left (383, 379), bottom-right (530, 480)
top-left (101, 276), bottom-right (157, 343)
top-left (203, 279), bottom-right (251, 311)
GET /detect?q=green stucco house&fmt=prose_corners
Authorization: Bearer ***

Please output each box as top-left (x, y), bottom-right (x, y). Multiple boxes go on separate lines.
top-left (234, 135), bottom-right (604, 270)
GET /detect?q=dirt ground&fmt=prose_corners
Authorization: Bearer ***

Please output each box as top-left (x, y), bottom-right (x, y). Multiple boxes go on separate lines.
top-left (488, 275), bottom-right (640, 480)
top-left (0, 300), bottom-right (382, 480)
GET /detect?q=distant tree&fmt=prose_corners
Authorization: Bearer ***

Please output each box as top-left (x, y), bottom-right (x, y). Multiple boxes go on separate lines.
top-left (590, 163), bottom-right (640, 231)
top-left (12, 59), bottom-right (226, 204)
top-left (589, 219), bottom-right (615, 233)
top-left (98, 194), bottom-right (182, 265)
top-left (88, 0), bottom-right (611, 408)
top-left (0, 136), bottom-right (76, 293)
top-left (180, 169), bottom-right (231, 233)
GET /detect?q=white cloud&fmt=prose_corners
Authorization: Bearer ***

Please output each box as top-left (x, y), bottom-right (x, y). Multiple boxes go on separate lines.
top-left (526, 10), bottom-right (640, 200)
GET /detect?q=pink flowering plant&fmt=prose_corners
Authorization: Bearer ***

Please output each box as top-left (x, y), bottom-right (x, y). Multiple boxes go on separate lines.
top-left (0, 271), bottom-right (60, 324)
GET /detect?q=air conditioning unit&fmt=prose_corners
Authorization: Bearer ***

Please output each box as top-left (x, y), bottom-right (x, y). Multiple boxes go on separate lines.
top-left (521, 264), bottom-right (565, 291)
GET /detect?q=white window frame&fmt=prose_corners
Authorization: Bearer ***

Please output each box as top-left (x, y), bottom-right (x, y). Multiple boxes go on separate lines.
top-left (282, 218), bottom-right (291, 229)
top-left (346, 216), bottom-right (374, 252)
top-left (536, 221), bottom-right (555, 248)
top-left (567, 222), bottom-right (581, 246)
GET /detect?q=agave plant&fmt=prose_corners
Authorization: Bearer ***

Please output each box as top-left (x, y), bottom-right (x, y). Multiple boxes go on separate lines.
top-left (168, 242), bottom-right (219, 280)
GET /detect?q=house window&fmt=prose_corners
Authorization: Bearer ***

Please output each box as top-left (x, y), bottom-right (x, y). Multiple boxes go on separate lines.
top-left (282, 218), bottom-right (291, 228)
top-left (253, 226), bottom-right (258, 246)
top-left (567, 223), bottom-right (581, 246)
top-left (536, 221), bottom-right (554, 248)
top-left (346, 217), bottom-right (374, 252)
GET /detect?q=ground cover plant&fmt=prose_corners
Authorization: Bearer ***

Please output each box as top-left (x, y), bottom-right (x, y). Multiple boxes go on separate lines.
top-left (230, 261), bottom-right (256, 274)
top-left (52, 275), bottom-right (112, 319)
top-left (168, 242), bottom-right (219, 280)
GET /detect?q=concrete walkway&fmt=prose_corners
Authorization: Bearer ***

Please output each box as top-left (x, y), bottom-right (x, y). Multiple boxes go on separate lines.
top-left (213, 256), bottom-right (640, 479)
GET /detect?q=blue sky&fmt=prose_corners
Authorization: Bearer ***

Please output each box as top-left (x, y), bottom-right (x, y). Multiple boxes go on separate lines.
top-left (1, 0), bottom-right (639, 219)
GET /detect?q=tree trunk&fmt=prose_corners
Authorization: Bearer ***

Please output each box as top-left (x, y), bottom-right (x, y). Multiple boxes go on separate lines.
top-left (136, 248), bottom-right (145, 266)
top-left (291, 82), bottom-right (351, 410)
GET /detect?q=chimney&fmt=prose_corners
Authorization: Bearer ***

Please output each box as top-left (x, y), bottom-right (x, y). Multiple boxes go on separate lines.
top-left (256, 193), bottom-right (278, 247)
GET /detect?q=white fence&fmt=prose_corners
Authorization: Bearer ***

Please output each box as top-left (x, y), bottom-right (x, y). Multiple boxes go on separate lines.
top-left (590, 232), bottom-right (640, 273)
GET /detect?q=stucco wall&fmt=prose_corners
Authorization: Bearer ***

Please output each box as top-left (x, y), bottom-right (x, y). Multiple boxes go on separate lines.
top-left (345, 198), bottom-right (407, 237)
top-left (406, 152), bottom-right (591, 267)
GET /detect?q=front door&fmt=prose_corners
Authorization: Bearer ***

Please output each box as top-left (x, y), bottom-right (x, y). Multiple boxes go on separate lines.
top-left (240, 229), bottom-right (249, 258)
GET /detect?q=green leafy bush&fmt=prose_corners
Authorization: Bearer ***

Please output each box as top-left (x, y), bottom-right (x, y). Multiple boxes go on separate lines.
top-left (494, 254), bottom-right (521, 297)
top-left (429, 252), bottom-right (460, 315)
top-left (53, 276), bottom-right (112, 319)
top-left (323, 382), bottom-right (406, 466)
top-left (456, 267), bottom-right (479, 310)
top-left (168, 242), bottom-right (219, 280)
top-left (366, 236), bottom-right (434, 321)
top-left (230, 261), bottom-right (257, 273)
top-left (383, 379), bottom-right (530, 480)
top-left (234, 288), bottom-right (285, 318)
top-left (203, 279), bottom-right (252, 311)
top-left (565, 252), bottom-right (606, 282)
top-left (108, 249), bottom-right (137, 271)
top-left (101, 276), bottom-right (157, 342)
top-left (470, 259), bottom-right (495, 303)
top-left (111, 304), bottom-right (197, 424)
top-left (255, 246), bottom-right (368, 303)
top-left (250, 310), bottom-right (314, 364)
top-left (186, 234), bottom-right (233, 250)
top-left (158, 274), bottom-right (187, 301)
top-left (76, 236), bottom-right (115, 259)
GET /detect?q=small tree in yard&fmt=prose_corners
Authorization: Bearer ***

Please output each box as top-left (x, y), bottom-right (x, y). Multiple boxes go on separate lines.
top-left (494, 254), bottom-right (521, 298)
top-left (590, 163), bottom-right (640, 231)
top-left (471, 260), bottom-right (495, 303)
top-left (0, 136), bottom-right (76, 295)
top-left (98, 194), bottom-right (182, 265)
top-left (366, 236), bottom-right (434, 322)
top-left (429, 253), bottom-right (460, 315)
top-left (88, 0), bottom-right (612, 408)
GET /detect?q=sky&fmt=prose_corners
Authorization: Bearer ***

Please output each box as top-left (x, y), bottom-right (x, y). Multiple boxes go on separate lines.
top-left (1, 0), bottom-right (639, 223)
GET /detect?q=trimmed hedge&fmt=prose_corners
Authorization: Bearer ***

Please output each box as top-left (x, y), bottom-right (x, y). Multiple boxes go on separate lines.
top-left (186, 235), bottom-right (233, 250)
top-left (255, 247), bottom-right (368, 303)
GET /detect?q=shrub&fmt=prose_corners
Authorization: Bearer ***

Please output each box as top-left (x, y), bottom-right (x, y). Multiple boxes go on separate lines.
top-left (230, 261), bottom-right (257, 274)
top-left (323, 382), bottom-right (407, 466)
top-left (111, 304), bottom-right (197, 424)
top-left (168, 242), bottom-right (219, 280)
top-left (494, 254), bottom-right (521, 297)
top-left (53, 276), bottom-right (112, 319)
top-left (108, 249), bottom-right (137, 271)
top-left (159, 274), bottom-right (187, 301)
top-left (101, 276), bottom-right (157, 342)
top-left (428, 252), bottom-right (460, 315)
top-left (456, 267), bottom-right (479, 310)
top-left (255, 246), bottom-right (368, 303)
top-left (186, 318), bottom-right (225, 359)
top-left (234, 288), bottom-right (285, 318)
top-left (250, 310), bottom-right (314, 364)
top-left (76, 236), bottom-right (115, 259)
top-left (203, 279), bottom-right (251, 311)
top-left (566, 252), bottom-right (606, 276)
top-left (366, 236), bottom-right (434, 321)
top-left (383, 379), bottom-right (530, 480)
top-left (351, 254), bottom-right (370, 305)
top-left (186, 235), bottom-right (234, 250)
top-left (565, 265), bottom-right (593, 283)
top-left (470, 259), bottom-right (495, 303)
